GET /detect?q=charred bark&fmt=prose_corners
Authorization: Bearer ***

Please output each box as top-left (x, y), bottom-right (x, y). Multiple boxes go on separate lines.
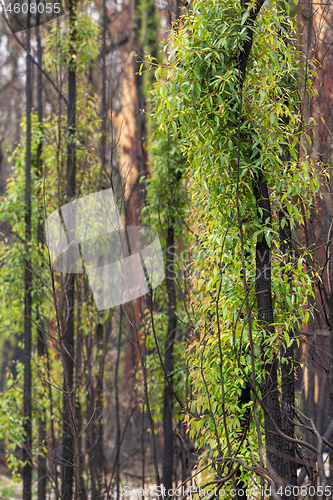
top-left (61, 0), bottom-right (77, 497)
top-left (162, 221), bottom-right (177, 496)
top-left (236, 384), bottom-right (251, 500)
top-left (94, 322), bottom-right (107, 498)
top-left (234, 1), bottom-right (271, 495)
top-left (254, 174), bottom-right (284, 483)
top-left (85, 322), bottom-right (106, 500)
top-left (279, 210), bottom-right (297, 497)
top-left (277, 104), bottom-right (297, 496)
top-left (23, 6), bottom-right (32, 500)
top-left (115, 309), bottom-right (122, 500)
top-left (35, 20), bottom-right (47, 500)
top-left (101, 0), bottom-right (107, 175)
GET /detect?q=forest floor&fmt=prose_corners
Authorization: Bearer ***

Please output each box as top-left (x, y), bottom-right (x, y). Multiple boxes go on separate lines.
top-left (0, 474), bottom-right (22, 499)
top-left (0, 455), bottom-right (331, 500)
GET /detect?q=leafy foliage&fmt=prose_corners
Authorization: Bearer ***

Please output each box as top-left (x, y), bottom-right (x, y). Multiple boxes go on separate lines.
top-left (151, 0), bottom-right (319, 484)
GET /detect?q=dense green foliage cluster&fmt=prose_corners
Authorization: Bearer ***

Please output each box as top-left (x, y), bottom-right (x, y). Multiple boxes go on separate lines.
top-left (151, 0), bottom-right (318, 484)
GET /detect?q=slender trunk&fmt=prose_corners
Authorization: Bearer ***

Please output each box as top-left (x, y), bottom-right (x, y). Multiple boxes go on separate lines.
top-left (254, 174), bottom-right (284, 484)
top-left (76, 399), bottom-right (87, 500)
top-left (279, 212), bottom-right (297, 498)
top-left (23, 7), bottom-right (32, 500)
top-left (75, 282), bottom-right (87, 500)
top-left (236, 385), bottom-right (251, 500)
top-left (62, 0), bottom-right (77, 497)
top-left (304, 343), bottom-right (316, 446)
top-left (277, 108), bottom-right (297, 496)
top-left (12, 45), bottom-right (21, 144)
top-left (62, 266), bottom-right (75, 500)
top-left (36, 21), bottom-right (47, 500)
top-left (97, 7), bottom-right (108, 487)
top-left (45, 348), bottom-right (60, 499)
top-left (162, 222), bottom-right (177, 496)
top-left (115, 310), bottom-right (122, 500)
top-left (36, 22), bottom-right (43, 245)
top-left (235, 2), bottom-right (267, 494)
top-left (95, 322), bottom-right (106, 499)
top-left (141, 402), bottom-right (145, 490)
top-left (101, 0), bottom-right (107, 176)
top-left (86, 323), bottom-right (106, 499)
top-left (37, 313), bottom-right (47, 500)
top-left (85, 331), bottom-right (95, 498)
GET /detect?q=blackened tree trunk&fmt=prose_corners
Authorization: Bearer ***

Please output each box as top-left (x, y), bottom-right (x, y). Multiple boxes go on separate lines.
top-left (254, 174), bottom-right (284, 483)
top-left (36, 21), bottom-right (47, 500)
top-left (95, 324), bottom-right (106, 497)
top-left (115, 309), bottom-right (122, 500)
top-left (101, 0), bottom-right (107, 175)
top-left (233, 0), bottom-right (296, 490)
top-left (277, 7), bottom-right (299, 488)
top-left (88, 322), bottom-right (106, 500)
top-left (162, 221), bottom-right (177, 496)
top-left (62, 1), bottom-right (77, 498)
top-left (75, 290), bottom-right (87, 500)
top-left (85, 331), bottom-right (95, 498)
top-left (36, 20), bottom-right (44, 248)
top-left (23, 7), bottom-right (32, 500)
top-left (236, 385), bottom-right (251, 500)
top-left (278, 139), bottom-right (297, 498)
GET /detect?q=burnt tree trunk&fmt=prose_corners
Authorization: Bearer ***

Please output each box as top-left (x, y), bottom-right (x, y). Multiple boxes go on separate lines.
top-left (276, 76), bottom-right (297, 491)
top-left (233, 0), bottom-right (297, 490)
top-left (62, 0), bottom-right (77, 497)
top-left (254, 174), bottom-right (284, 484)
top-left (279, 173), bottom-right (297, 497)
top-left (234, 1), bottom-right (275, 496)
top-left (115, 309), bottom-right (122, 500)
top-left (101, 0), bottom-right (107, 176)
top-left (90, 322), bottom-right (106, 499)
top-left (85, 321), bottom-right (106, 500)
top-left (23, 6), bottom-right (32, 500)
top-left (36, 20), bottom-right (47, 500)
top-left (236, 385), bottom-right (251, 500)
top-left (162, 221), bottom-right (177, 496)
